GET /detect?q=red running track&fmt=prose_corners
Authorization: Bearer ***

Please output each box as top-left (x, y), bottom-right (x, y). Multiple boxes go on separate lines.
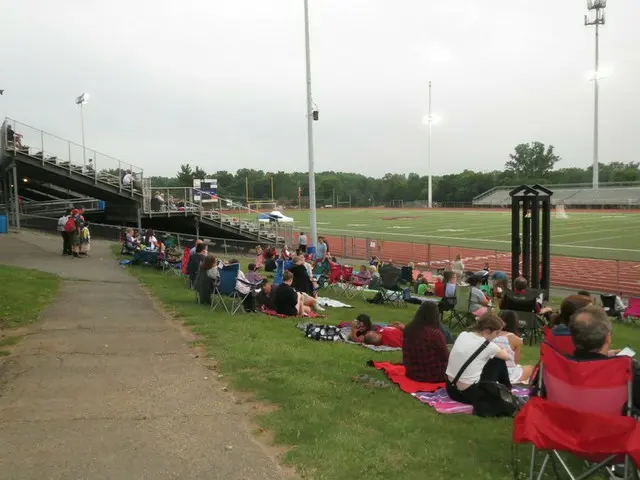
top-left (320, 235), bottom-right (640, 297)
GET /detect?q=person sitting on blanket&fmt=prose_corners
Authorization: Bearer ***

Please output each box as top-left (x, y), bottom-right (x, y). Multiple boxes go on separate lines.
top-left (550, 294), bottom-right (593, 336)
top-left (274, 271), bottom-right (323, 316)
top-left (494, 311), bottom-right (534, 384)
top-left (363, 324), bottom-right (406, 348)
top-left (445, 313), bottom-right (511, 405)
top-left (257, 281), bottom-right (276, 310)
top-left (403, 302), bottom-right (449, 382)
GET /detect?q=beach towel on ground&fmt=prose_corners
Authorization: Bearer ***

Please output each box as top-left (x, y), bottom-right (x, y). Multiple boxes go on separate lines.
top-left (370, 361), bottom-right (444, 393)
top-left (261, 308), bottom-right (323, 319)
top-left (414, 387), bottom-right (530, 415)
top-left (316, 297), bottom-right (352, 308)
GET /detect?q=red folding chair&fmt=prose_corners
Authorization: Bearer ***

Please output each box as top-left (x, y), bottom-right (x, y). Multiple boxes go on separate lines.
top-left (625, 298), bottom-right (640, 325)
top-left (338, 265), bottom-right (354, 297)
top-left (325, 262), bottom-right (343, 295)
top-left (344, 267), bottom-right (370, 299)
top-left (542, 326), bottom-right (576, 356)
top-left (514, 343), bottom-right (640, 479)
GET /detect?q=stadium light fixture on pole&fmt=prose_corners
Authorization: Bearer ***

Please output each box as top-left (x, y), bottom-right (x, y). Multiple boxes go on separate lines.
top-left (303, 0), bottom-right (319, 248)
top-left (75, 93), bottom-right (89, 169)
top-left (422, 82), bottom-right (441, 209)
top-left (584, 0), bottom-right (606, 190)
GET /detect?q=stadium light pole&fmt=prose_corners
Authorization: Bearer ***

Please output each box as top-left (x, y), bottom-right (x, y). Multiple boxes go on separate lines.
top-left (423, 82), bottom-right (441, 209)
top-left (303, 0), bottom-right (318, 247)
top-left (584, 0), bottom-right (606, 190)
top-left (75, 93), bottom-right (89, 169)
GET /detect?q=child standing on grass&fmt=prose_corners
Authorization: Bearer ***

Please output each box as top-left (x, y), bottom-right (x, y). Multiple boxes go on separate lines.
top-left (80, 221), bottom-right (91, 256)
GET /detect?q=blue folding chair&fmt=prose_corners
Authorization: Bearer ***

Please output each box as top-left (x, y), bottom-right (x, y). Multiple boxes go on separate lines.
top-left (211, 264), bottom-right (249, 315)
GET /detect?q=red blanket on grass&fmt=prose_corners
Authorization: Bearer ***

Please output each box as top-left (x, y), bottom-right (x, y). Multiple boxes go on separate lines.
top-left (371, 361), bottom-right (445, 393)
top-left (260, 308), bottom-right (324, 319)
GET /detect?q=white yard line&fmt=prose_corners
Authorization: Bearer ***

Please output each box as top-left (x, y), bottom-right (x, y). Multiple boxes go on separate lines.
top-left (298, 225), bottom-right (640, 253)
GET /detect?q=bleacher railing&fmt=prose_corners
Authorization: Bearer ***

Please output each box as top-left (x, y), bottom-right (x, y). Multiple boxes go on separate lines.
top-left (19, 214), bottom-right (286, 253)
top-left (2, 118), bottom-right (144, 196)
top-left (142, 187), bottom-right (294, 246)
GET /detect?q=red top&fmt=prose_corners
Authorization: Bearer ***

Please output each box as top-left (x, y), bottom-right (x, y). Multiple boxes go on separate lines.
top-left (381, 327), bottom-right (403, 348)
top-left (434, 281), bottom-right (445, 298)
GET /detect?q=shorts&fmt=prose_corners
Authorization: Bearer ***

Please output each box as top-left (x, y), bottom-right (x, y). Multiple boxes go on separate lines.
top-left (299, 245), bottom-right (307, 253)
top-left (70, 231), bottom-right (81, 246)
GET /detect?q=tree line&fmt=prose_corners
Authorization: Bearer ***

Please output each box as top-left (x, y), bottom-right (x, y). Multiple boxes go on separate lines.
top-left (145, 142), bottom-right (639, 206)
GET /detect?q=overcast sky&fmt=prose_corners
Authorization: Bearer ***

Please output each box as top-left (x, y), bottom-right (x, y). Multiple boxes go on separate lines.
top-left (2, 0), bottom-right (638, 178)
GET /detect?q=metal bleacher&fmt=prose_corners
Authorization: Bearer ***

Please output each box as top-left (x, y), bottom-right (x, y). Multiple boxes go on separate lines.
top-left (1, 118), bottom-right (291, 245)
top-left (473, 183), bottom-right (640, 207)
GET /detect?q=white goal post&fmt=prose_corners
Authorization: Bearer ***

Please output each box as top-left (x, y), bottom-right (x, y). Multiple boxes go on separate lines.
top-left (247, 201), bottom-right (277, 212)
top-left (555, 203), bottom-right (568, 219)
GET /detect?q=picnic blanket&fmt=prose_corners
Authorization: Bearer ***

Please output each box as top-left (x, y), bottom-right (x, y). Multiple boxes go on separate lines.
top-left (261, 308), bottom-right (323, 319)
top-left (370, 361), bottom-right (530, 414)
top-left (316, 297), bottom-right (352, 308)
top-left (294, 324), bottom-right (402, 351)
top-left (414, 387), bottom-right (530, 415)
top-left (370, 361), bottom-right (444, 393)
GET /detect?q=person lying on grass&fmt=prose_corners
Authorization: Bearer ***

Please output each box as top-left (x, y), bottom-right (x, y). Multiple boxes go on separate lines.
top-left (363, 324), bottom-right (405, 348)
top-left (349, 313), bottom-right (375, 342)
top-left (403, 302), bottom-right (449, 383)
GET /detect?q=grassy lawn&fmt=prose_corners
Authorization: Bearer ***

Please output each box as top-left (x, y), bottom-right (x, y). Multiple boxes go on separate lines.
top-left (0, 265), bottom-right (60, 355)
top-left (118, 252), bottom-right (640, 480)
top-left (241, 208), bottom-right (640, 261)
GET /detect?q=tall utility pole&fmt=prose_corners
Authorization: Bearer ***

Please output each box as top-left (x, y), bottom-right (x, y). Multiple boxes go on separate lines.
top-left (427, 81), bottom-right (433, 209)
top-left (303, 0), bottom-right (318, 247)
top-left (585, 0), bottom-right (606, 189)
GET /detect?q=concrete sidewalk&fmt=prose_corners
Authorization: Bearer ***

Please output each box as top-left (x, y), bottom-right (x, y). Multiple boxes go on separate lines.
top-left (0, 231), bottom-right (292, 480)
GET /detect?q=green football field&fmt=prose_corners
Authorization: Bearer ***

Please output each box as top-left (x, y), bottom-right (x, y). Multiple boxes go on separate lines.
top-left (254, 208), bottom-right (640, 262)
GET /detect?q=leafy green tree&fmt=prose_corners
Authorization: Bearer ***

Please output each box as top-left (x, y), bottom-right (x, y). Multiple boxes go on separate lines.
top-left (505, 142), bottom-right (560, 178)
